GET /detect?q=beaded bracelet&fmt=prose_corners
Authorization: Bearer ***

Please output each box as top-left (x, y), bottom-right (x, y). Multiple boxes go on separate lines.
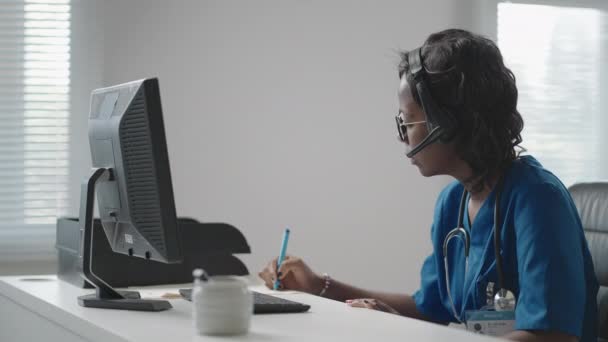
top-left (318, 273), bottom-right (331, 297)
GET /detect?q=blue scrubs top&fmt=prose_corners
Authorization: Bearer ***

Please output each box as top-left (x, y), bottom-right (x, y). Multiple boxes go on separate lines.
top-left (413, 156), bottom-right (598, 341)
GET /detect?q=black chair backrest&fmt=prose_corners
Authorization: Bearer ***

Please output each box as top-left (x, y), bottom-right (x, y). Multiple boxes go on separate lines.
top-left (569, 182), bottom-right (608, 341)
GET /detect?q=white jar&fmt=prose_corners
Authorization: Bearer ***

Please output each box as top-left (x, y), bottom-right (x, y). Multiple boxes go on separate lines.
top-left (192, 275), bottom-right (253, 336)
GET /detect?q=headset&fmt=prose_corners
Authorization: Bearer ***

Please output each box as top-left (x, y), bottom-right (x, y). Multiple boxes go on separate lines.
top-left (402, 47), bottom-right (459, 158)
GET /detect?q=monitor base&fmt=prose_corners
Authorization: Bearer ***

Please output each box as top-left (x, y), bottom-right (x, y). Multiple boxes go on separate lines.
top-left (78, 293), bottom-right (171, 311)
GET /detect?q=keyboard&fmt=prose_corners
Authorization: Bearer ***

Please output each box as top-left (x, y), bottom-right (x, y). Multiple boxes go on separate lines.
top-left (179, 288), bottom-right (311, 314)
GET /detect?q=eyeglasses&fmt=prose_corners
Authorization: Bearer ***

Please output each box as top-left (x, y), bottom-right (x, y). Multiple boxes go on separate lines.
top-left (395, 114), bottom-right (427, 142)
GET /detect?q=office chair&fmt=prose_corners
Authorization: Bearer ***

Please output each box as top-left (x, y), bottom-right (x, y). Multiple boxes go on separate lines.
top-left (569, 182), bottom-right (608, 342)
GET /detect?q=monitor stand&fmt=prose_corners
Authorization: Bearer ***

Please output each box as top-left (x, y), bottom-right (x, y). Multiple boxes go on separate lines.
top-left (76, 167), bottom-right (172, 311)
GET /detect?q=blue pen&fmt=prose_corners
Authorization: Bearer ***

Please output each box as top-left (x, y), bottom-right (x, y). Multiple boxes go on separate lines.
top-left (274, 228), bottom-right (291, 290)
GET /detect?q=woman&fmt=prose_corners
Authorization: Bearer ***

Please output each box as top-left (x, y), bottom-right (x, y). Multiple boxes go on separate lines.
top-left (258, 29), bottom-right (598, 342)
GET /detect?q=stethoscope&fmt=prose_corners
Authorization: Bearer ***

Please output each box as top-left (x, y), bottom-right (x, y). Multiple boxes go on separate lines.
top-left (442, 177), bottom-right (517, 323)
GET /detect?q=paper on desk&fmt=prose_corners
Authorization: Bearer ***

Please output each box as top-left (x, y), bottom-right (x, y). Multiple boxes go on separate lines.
top-left (251, 286), bottom-right (304, 295)
top-left (138, 289), bottom-right (182, 300)
top-left (134, 276), bottom-right (306, 299)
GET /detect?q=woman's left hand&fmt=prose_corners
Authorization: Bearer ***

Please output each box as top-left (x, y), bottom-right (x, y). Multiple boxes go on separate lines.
top-left (346, 298), bottom-right (401, 315)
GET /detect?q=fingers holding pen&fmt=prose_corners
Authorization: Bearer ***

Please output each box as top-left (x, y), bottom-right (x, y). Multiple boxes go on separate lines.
top-left (277, 256), bottom-right (299, 280)
top-left (258, 256), bottom-right (291, 290)
top-left (258, 257), bottom-right (280, 289)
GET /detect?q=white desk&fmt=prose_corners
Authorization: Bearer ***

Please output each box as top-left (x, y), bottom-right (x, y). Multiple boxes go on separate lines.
top-left (0, 275), bottom-right (497, 342)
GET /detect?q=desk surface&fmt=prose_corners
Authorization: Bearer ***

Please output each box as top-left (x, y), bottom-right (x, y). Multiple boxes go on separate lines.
top-left (0, 275), bottom-right (497, 342)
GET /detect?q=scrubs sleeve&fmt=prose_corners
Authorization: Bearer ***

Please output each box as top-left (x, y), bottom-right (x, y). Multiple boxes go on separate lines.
top-left (412, 186), bottom-right (456, 324)
top-left (413, 252), bottom-right (454, 323)
top-left (513, 183), bottom-right (586, 338)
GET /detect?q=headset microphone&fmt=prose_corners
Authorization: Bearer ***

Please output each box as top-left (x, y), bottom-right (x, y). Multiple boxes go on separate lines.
top-left (406, 126), bottom-right (444, 158)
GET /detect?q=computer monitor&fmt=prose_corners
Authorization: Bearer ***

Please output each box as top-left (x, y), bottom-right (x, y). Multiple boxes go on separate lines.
top-left (77, 78), bottom-right (182, 311)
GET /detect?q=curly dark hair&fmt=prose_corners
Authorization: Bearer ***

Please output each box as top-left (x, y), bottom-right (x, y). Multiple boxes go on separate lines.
top-left (398, 29), bottom-right (524, 192)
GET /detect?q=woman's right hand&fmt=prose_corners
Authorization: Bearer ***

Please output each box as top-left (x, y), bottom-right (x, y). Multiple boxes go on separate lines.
top-left (258, 255), bottom-right (324, 295)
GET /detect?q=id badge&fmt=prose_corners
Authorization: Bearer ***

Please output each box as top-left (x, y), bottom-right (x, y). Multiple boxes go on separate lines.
top-left (465, 310), bottom-right (515, 336)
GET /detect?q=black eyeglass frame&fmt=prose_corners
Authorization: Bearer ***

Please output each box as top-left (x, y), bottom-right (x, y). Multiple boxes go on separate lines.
top-left (395, 113), bottom-right (427, 142)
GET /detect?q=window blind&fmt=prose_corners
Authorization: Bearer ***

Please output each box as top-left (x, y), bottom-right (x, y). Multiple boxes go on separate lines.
top-left (497, 2), bottom-right (603, 187)
top-left (0, 0), bottom-right (70, 260)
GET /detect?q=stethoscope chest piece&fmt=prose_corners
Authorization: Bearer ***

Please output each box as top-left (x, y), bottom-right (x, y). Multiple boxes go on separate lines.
top-left (494, 289), bottom-right (516, 311)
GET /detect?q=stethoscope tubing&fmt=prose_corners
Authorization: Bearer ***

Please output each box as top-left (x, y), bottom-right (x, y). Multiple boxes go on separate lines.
top-left (442, 177), bottom-right (506, 322)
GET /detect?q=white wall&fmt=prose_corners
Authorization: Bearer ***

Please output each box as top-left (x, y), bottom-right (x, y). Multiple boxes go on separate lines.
top-left (86, 0), bottom-right (477, 293)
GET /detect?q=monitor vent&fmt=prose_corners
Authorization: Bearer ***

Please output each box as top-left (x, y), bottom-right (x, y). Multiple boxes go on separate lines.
top-left (119, 88), bottom-right (166, 253)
